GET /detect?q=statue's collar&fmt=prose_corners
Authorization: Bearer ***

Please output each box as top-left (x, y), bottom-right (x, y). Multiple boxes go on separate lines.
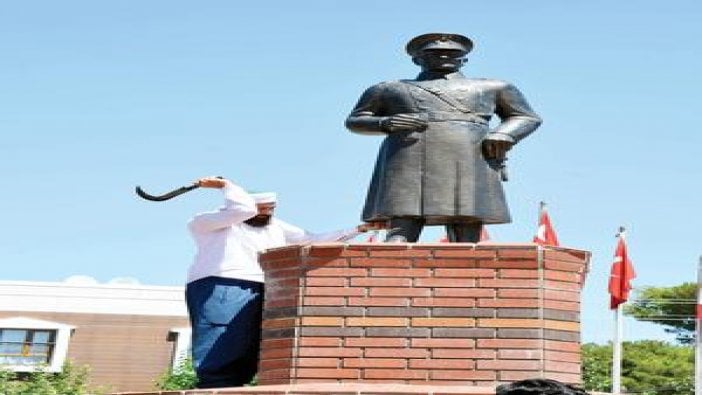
top-left (416, 71), bottom-right (464, 81)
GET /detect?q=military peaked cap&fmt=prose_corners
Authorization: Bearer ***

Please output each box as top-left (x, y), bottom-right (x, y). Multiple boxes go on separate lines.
top-left (406, 33), bottom-right (474, 56)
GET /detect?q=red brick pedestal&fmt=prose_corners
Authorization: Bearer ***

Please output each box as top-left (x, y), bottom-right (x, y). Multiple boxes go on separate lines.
top-left (257, 243), bottom-right (590, 387)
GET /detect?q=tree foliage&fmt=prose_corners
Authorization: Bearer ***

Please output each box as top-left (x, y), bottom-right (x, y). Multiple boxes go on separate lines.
top-left (154, 357), bottom-right (197, 390)
top-left (155, 357), bottom-right (258, 390)
top-left (582, 340), bottom-right (693, 395)
top-left (0, 361), bottom-right (100, 395)
top-left (582, 342), bottom-right (612, 392)
top-left (624, 282), bottom-right (696, 344)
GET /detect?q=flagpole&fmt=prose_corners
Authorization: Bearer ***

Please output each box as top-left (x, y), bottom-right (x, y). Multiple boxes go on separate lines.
top-left (613, 304), bottom-right (622, 394)
top-left (612, 227), bottom-right (625, 395)
top-left (696, 256), bottom-right (701, 395)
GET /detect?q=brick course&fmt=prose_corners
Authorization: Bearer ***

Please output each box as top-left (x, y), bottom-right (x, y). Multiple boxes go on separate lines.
top-left (258, 243), bottom-right (590, 387)
top-left (110, 381), bottom-right (612, 394)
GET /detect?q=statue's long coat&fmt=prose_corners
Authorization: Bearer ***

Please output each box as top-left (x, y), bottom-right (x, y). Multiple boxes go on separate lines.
top-left (346, 73), bottom-right (541, 225)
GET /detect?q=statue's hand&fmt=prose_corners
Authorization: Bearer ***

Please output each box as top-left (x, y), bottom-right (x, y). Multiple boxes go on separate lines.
top-left (482, 138), bottom-right (514, 160)
top-left (380, 113), bottom-right (428, 133)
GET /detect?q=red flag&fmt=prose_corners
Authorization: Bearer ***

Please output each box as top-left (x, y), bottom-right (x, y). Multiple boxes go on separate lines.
top-left (608, 233), bottom-right (636, 310)
top-left (479, 226), bottom-right (490, 242)
top-left (366, 232), bottom-right (378, 242)
top-left (533, 203), bottom-right (559, 246)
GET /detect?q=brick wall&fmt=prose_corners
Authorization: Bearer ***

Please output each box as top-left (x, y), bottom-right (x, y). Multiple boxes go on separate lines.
top-left (257, 243), bottom-right (589, 387)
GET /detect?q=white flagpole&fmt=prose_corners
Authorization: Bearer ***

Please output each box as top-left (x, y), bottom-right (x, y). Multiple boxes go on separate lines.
top-left (696, 256), bottom-right (701, 395)
top-left (613, 304), bottom-right (623, 394)
top-left (612, 227), bottom-right (625, 395)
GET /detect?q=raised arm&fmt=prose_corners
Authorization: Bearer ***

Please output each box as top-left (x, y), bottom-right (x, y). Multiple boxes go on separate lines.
top-left (187, 177), bottom-right (257, 233)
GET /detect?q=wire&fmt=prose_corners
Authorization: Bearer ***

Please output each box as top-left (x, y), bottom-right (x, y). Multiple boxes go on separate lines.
top-left (630, 318), bottom-right (695, 321)
top-left (630, 299), bottom-right (696, 302)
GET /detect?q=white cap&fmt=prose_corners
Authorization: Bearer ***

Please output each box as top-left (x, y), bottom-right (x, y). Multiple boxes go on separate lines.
top-left (250, 192), bottom-right (277, 204)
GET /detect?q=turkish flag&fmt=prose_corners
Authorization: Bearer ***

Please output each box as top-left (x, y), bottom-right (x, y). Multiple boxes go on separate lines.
top-left (366, 232), bottom-right (378, 242)
top-left (533, 206), bottom-right (559, 246)
top-left (608, 235), bottom-right (636, 310)
top-left (479, 226), bottom-right (490, 242)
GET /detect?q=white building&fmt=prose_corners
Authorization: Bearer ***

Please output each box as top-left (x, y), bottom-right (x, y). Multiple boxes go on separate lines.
top-left (0, 277), bottom-right (189, 392)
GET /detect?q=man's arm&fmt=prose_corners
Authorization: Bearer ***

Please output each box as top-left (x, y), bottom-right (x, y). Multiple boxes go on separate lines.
top-left (278, 221), bottom-right (382, 245)
top-left (187, 177), bottom-right (257, 233)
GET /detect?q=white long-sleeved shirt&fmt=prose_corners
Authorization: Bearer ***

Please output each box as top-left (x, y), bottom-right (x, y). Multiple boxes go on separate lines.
top-left (187, 181), bottom-right (360, 284)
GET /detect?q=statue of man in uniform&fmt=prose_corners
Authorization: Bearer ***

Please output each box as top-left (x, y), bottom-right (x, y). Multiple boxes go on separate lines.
top-left (346, 33), bottom-right (542, 242)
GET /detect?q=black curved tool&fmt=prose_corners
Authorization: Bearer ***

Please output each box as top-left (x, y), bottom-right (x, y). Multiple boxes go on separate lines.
top-left (135, 183), bottom-right (200, 202)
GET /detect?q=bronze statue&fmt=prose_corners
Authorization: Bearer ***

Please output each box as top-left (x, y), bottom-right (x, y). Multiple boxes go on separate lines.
top-left (346, 33), bottom-right (542, 242)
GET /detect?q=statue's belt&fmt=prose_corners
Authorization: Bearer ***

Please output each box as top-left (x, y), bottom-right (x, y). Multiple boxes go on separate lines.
top-left (425, 111), bottom-right (488, 125)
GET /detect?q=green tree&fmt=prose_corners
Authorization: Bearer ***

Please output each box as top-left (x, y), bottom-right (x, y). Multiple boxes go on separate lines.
top-left (582, 342), bottom-right (612, 392)
top-left (154, 358), bottom-right (258, 390)
top-left (0, 361), bottom-right (97, 395)
top-left (45, 361), bottom-right (91, 395)
top-left (155, 357), bottom-right (197, 390)
top-left (582, 340), bottom-right (694, 395)
top-left (624, 283), bottom-right (696, 344)
top-left (0, 368), bottom-right (16, 395)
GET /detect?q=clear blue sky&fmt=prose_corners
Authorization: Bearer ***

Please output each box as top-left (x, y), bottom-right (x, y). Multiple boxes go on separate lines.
top-left (1, 1), bottom-right (700, 344)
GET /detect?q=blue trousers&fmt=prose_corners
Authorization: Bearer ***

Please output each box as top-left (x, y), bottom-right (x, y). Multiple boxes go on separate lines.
top-left (185, 276), bottom-right (264, 388)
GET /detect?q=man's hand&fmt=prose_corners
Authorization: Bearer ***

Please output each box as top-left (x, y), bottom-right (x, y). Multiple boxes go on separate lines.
top-left (380, 113), bottom-right (428, 133)
top-left (357, 222), bottom-right (387, 232)
top-left (197, 176), bottom-right (227, 189)
top-left (482, 138), bottom-right (514, 160)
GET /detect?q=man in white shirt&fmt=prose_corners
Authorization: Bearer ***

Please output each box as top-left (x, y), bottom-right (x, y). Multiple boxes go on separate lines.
top-left (185, 176), bottom-right (379, 388)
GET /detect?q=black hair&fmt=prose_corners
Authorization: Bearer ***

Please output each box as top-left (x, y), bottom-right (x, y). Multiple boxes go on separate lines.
top-left (495, 378), bottom-right (590, 395)
top-left (244, 214), bottom-right (272, 227)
